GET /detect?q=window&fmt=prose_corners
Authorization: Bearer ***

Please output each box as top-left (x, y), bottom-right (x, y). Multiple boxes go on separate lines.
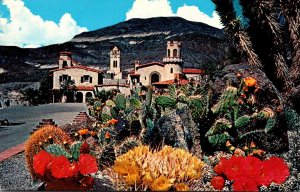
top-left (113, 60), bottom-right (118, 68)
top-left (170, 68), bottom-right (173, 73)
top-left (90, 77), bottom-right (93, 83)
top-left (145, 76), bottom-right (146, 80)
top-left (173, 49), bottom-right (177, 57)
top-left (60, 75), bottom-right (71, 83)
top-left (62, 61), bottom-right (67, 68)
top-left (167, 49), bottom-right (170, 57)
top-left (81, 75), bottom-right (91, 83)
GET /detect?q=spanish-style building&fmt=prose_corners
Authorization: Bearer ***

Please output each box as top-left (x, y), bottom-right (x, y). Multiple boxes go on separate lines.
top-left (51, 41), bottom-right (203, 103)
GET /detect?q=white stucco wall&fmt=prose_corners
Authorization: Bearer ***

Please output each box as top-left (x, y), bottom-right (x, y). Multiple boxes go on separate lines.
top-left (136, 65), bottom-right (165, 86)
top-left (53, 68), bottom-right (99, 89)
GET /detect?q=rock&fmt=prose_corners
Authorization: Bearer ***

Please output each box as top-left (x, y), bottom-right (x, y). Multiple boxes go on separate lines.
top-left (156, 106), bottom-right (202, 157)
top-left (212, 63), bottom-right (289, 152)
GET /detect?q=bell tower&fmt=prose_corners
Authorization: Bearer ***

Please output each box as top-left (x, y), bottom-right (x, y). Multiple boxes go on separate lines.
top-left (108, 46), bottom-right (122, 80)
top-left (58, 51), bottom-right (72, 69)
top-left (163, 41), bottom-right (183, 80)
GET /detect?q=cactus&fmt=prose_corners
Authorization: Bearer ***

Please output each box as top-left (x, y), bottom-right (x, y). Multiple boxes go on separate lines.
top-left (155, 96), bottom-right (177, 109)
top-left (98, 128), bottom-right (117, 146)
top-left (235, 115), bottom-right (252, 129)
top-left (45, 144), bottom-right (72, 158)
top-left (169, 84), bottom-right (177, 99)
top-left (114, 93), bottom-right (126, 110)
top-left (70, 141), bottom-right (83, 160)
top-left (206, 118), bottom-right (232, 137)
top-left (145, 87), bottom-right (153, 107)
top-left (101, 113), bottom-right (112, 122)
top-left (211, 86), bottom-right (238, 115)
top-left (130, 98), bottom-right (142, 109)
top-left (207, 132), bottom-right (232, 148)
top-left (115, 137), bottom-right (141, 156)
top-left (25, 125), bottom-right (72, 179)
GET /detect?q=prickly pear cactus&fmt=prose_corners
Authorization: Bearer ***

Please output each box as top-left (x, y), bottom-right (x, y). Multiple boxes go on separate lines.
top-left (70, 141), bottom-right (82, 160)
top-left (45, 144), bottom-right (72, 158)
top-left (155, 96), bottom-right (177, 109)
top-left (114, 93), bottom-right (126, 110)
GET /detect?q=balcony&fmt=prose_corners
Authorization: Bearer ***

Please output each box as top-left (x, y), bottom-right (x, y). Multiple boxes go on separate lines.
top-left (163, 57), bottom-right (183, 63)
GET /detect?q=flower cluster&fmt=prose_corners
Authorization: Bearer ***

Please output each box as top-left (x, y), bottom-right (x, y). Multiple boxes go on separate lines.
top-left (33, 150), bottom-right (98, 179)
top-left (211, 155), bottom-right (290, 191)
top-left (106, 118), bottom-right (118, 125)
top-left (111, 146), bottom-right (205, 191)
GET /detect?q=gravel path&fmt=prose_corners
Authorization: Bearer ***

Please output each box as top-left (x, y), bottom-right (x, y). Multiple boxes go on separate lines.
top-left (0, 153), bottom-right (42, 190)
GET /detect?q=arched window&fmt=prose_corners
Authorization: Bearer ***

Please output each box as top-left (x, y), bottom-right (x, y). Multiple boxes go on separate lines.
top-left (167, 49), bottom-right (170, 57)
top-left (113, 60), bottom-right (117, 68)
top-left (63, 61), bottom-right (68, 68)
top-left (170, 68), bottom-right (173, 73)
top-left (151, 73), bottom-right (160, 84)
top-left (173, 49), bottom-right (177, 57)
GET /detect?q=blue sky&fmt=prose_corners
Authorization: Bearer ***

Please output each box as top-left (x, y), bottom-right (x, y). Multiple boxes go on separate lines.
top-left (0, 0), bottom-right (224, 48)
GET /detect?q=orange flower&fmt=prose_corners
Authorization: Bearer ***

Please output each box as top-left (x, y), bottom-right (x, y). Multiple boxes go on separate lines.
top-left (244, 77), bottom-right (257, 87)
top-left (252, 149), bottom-right (265, 156)
top-left (107, 118), bottom-right (118, 125)
top-left (78, 129), bottom-right (89, 135)
top-left (226, 140), bottom-right (232, 147)
top-left (105, 131), bottom-right (111, 139)
top-left (250, 142), bottom-right (256, 148)
top-left (89, 131), bottom-right (96, 136)
top-left (175, 183), bottom-right (190, 191)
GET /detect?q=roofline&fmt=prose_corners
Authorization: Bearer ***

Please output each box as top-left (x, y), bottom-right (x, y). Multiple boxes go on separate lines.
top-left (51, 66), bottom-right (103, 73)
top-left (136, 62), bottom-right (164, 70)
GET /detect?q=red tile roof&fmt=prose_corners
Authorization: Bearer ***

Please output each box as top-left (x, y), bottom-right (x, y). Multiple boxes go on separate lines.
top-left (183, 68), bottom-right (203, 74)
top-left (59, 51), bottom-right (72, 55)
top-left (51, 65), bottom-right (102, 73)
top-left (153, 79), bottom-right (189, 85)
top-left (136, 62), bottom-right (164, 70)
top-left (75, 86), bottom-right (94, 91)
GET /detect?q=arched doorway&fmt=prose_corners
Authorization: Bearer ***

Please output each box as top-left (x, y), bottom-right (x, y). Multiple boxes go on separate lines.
top-left (150, 73), bottom-right (160, 84)
top-left (85, 92), bottom-right (93, 103)
top-left (76, 92), bottom-right (83, 103)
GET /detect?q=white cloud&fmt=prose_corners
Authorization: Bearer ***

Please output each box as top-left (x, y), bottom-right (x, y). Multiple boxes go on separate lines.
top-left (126, 0), bottom-right (174, 20)
top-left (176, 5), bottom-right (223, 29)
top-left (126, 0), bottom-right (223, 29)
top-left (0, 0), bottom-right (88, 48)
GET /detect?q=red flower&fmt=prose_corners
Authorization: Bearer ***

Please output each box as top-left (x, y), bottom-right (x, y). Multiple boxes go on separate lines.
top-left (232, 176), bottom-right (258, 191)
top-left (244, 156), bottom-right (263, 185)
top-left (33, 150), bottom-right (53, 176)
top-left (211, 176), bottom-right (225, 190)
top-left (50, 156), bottom-right (72, 178)
top-left (80, 141), bottom-right (90, 154)
top-left (67, 162), bottom-right (79, 177)
top-left (78, 154), bottom-right (98, 175)
top-left (224, 156), bottom-right (246, 180)
top-left (80, 176), bottom-right (95, 189)
top-left (214, 157), bottom-right (227, 175)
top-left (260, 157), bottom-right (289, 185)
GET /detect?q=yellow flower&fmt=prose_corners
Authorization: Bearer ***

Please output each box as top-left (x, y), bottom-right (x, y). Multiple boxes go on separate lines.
top-left (125, 172), bottom-right (141, 186)
top-left (229, 146), bottom-right (235, 151)
top-left (150, 176), bottom-right (172, 191)
top-left (175, 183), bottom-right (190, 191)
top-left (142, 173), bottom-right (153, 186)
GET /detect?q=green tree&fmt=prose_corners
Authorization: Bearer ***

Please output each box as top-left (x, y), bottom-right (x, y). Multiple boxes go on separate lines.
top-left (21, 88), bottom-right (40, 106)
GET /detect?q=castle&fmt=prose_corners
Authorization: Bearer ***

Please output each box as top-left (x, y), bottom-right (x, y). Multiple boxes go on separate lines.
top-left (51, 41), bottom-right (203, 103)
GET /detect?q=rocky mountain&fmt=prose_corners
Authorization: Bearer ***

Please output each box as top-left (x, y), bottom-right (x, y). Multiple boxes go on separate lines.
top-left (0, 17), bottom-right (228, 84)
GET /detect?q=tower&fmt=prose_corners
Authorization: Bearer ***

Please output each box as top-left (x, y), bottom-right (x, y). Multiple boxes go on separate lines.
top-left (108, 46), bottom-right (122, 80)
top-left (58, 51), bottom-right (72, 69)
top-left (163, 41), bottom-right (183, 80)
